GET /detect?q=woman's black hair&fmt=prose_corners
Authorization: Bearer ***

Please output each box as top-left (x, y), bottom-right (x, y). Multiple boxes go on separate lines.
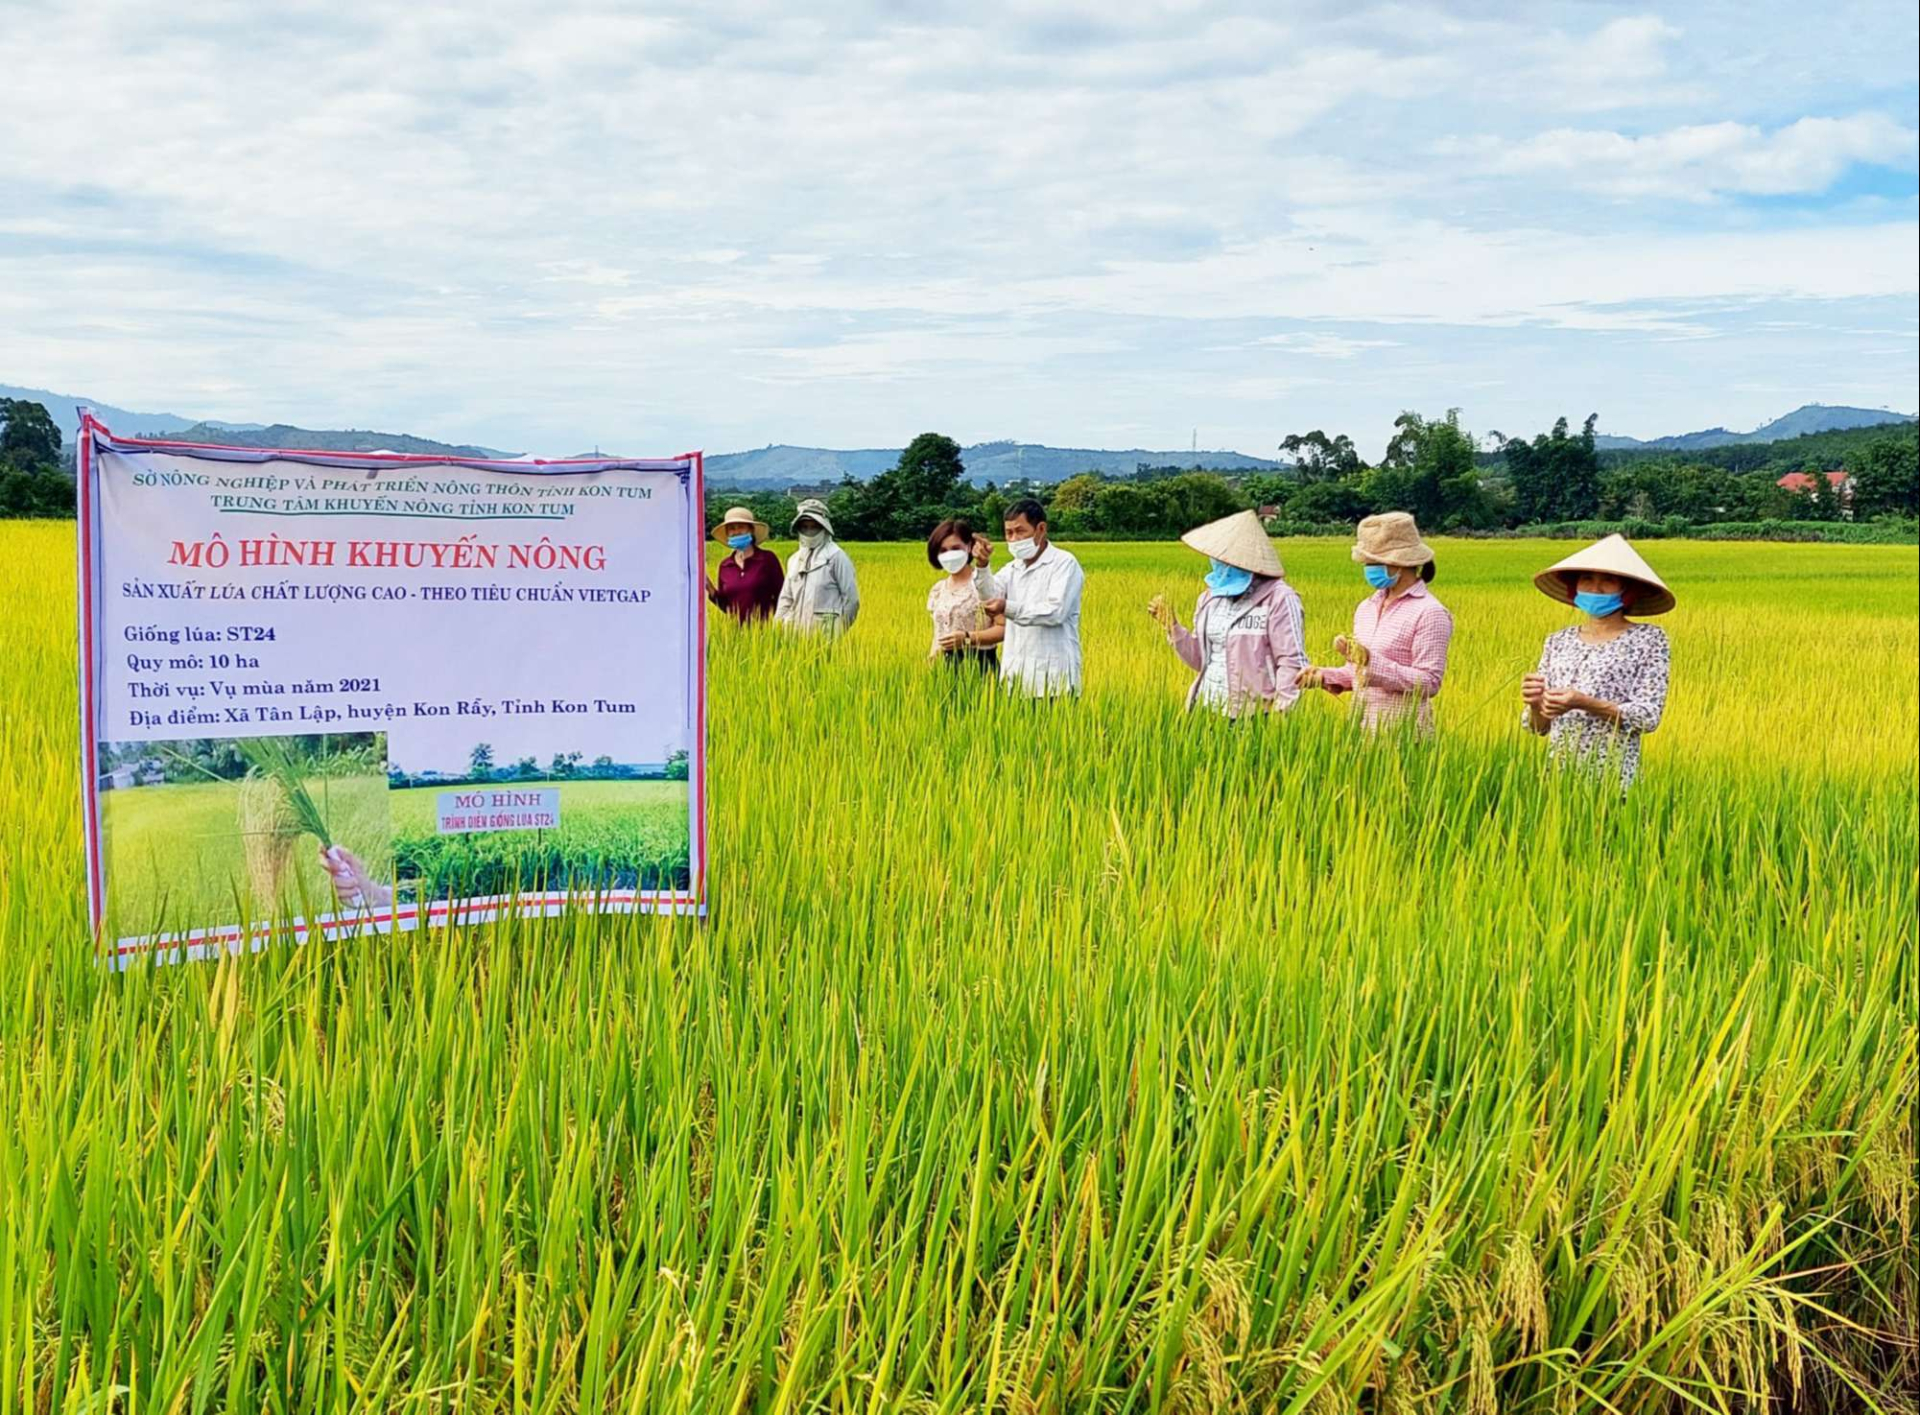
top-left (1420, 560), bottom-right (1436, 584)
top-left (926, 517), bottom-right (975, 569)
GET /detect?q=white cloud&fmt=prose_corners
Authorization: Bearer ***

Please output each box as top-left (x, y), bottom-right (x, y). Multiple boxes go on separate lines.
top-left (0, 0), bottom-right (1914, 455)
top-left (1466, 114), bottom-right (1918, 198)
top-left (1253, 333), bottom-right (1402, 358)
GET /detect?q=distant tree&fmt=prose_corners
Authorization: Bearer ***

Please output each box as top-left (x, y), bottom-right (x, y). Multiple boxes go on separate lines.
top-left (1808, 468), bottom-right (1843, 522)
top-left (664, 748), bottom-right (690, 781)
top-left (511, 755), bottom-right (539, 779)
top-left (590, 754), bottom-right (616, 778)
top-left (1157, 471), bottom-right (1246, 530)
top-left (1366, 410), bottom-right (1490, 529)
top-left (1279, 430), bottom-right (1364, 484)
top-left (1049, 473), bottom-right (1104, 514)
top-left (1499, 415), bottom-right (1601, 523)
top-left (0, 398), bottom-right (61, 469)
top-left (892, 432), bottom-right (967, 505)
top-left (0, 398), bottom-right (73, 518)
top-left (548, 750), bottom-right (582, 778)
top-left (1239, 473), bottom-right (1294, 509)
top-left (1851, 432), bottom-right (1919, 518)
top-left (1283, 479), bottom-right (1375, 523)
top-left (1085, 483), bottom-right (1162, 535)
top-left (469, 743), bottom-right (495, 780)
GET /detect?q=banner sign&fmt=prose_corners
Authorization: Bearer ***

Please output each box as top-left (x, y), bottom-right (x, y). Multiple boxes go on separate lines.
top-left (76, 417), bottom-right (707, 965)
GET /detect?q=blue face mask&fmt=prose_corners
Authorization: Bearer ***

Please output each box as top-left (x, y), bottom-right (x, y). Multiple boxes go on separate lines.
top-left (1575, 590), bottom-right (1624, 618)
top-left (726, 532), bottom-right (754, 551)
top-left (1204, 558), bottom-right (1255, 597)
top-left (1363, 564), bottom-right (1396, 591)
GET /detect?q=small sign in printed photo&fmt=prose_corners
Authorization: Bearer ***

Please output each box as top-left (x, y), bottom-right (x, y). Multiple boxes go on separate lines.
top-left (435, 787), bottom-right (561, 834)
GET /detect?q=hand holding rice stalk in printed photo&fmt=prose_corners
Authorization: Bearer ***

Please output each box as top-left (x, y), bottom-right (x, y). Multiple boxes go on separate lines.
top-left (112, 732), bottom-right (394, 928)
top-left (235, 736), bottom-right (395, 911)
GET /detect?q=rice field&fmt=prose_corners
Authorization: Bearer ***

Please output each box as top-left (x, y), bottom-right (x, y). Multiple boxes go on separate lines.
top-left (389, 779), bottom-right (691, 899)
top-left (0, 519), bottom-right (1914, 1412)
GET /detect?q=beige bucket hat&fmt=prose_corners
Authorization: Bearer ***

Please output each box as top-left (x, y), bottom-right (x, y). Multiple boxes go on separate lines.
top-left (1351, 511), bottom-right (1434, 567)
top-left (1180, 509), bottom-right (1284, 578)
top-left (790, 497), bottom-right (836, 538)
top-left (711, 506), bottom-right (770, 544)
top-left (1534, 534), bottom-right (1675, 615)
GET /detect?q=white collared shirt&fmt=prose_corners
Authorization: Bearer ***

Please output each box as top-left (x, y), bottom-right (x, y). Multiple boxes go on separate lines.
top-left (995, 543), bottom-right (1084, 696)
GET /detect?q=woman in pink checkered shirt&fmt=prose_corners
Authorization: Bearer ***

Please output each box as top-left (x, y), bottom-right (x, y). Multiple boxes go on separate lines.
top-left (1297, 512), bottom-right (1453, 732)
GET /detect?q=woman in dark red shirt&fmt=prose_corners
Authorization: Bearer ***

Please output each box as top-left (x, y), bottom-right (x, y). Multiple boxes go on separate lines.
top-left (707, 506), bottom-right (783, 622)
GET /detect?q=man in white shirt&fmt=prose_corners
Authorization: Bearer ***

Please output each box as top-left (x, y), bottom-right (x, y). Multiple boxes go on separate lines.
top-left (981, 498), bottom-right (1083, 697)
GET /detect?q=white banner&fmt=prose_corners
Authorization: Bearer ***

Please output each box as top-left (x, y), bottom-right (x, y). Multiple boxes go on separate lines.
top-left (77, 418), bottom-right (707, 963)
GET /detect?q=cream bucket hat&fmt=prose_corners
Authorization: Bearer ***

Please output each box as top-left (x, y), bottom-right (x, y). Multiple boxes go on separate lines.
top-left (790, 497), bottom-right (836, 538)
top-left (1534, 534), bottom-right (1675, 615)
top-left (1180, 509), bottom-right (1284, 578)
top-left (711, 506), bottom-right (770, 544)
top-left (1350, 511), bottom-right (1434, 567)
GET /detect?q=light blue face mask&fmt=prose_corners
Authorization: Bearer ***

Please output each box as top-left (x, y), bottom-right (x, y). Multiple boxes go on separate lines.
top-left (1205, 558), bottom-right (1255, 597)
top-left (1363, 564), bottom-right (1396, 591)
top-left (726, 532), bottom-right (755, 551)
top-left (1575, 590), bottom-right (1624, 618)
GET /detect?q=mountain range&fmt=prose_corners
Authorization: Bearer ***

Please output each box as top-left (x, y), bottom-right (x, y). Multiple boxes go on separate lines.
top-left (1590, 403), bottom-right (1914, 451)
top-left (8, 382), bottom-right (1913, 479)
top-left (0, 384), bottom-right (264, 440)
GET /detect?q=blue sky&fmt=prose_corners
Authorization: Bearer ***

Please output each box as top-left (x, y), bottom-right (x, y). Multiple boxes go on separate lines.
top-left (2, 0), bottom-right (1914, 457)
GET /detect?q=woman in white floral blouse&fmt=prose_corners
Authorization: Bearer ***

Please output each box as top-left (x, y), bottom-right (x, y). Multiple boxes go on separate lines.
top-left (925, 517), bottom-right (1004, 676)
top-left (1521, 534), bottom-right (1673, 787)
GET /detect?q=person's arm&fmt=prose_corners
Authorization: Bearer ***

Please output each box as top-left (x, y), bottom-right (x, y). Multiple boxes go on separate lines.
top-left (1522, 639), bottom-right (1553, 735)
top-left (1162, 595), bottom-right (1203, 671)
top-left (1005, 555), bottom-right (1083, 628)
top-left (1612, 631), bottom-right (1669, 733)
top-left (1365, 603), bottom-right (1452, 698)
top-left (834, 551), bottom-right (860, 627)
top-left (1267, 590), bottom-right (1309, 710)
top-left (968, 620), bottom-right (1006, 648)
top-left (772, 555), bottom-right (798, 623)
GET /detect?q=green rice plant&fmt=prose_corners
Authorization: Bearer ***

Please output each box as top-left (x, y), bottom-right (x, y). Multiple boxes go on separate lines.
top-left (0, 522), bottom-right (1913, 1412)
top-left (235, 735), bottom-right (336, 848)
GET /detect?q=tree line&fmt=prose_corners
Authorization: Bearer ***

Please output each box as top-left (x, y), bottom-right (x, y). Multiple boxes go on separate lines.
top-left (711, 416), bottom-right (1919, 541)
top-left (5, 394), bottom-right (1910, 536)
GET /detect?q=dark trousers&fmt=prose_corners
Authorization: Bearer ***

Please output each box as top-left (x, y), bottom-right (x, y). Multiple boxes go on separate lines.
top-left (941, 648), bottom-right (998, 677)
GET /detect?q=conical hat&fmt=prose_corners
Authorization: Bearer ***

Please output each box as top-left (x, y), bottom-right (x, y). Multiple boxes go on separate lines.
top-left (711, 506), bottom-right (770, 544)
top-left (1533, 534), bottom-right (1674, 615)
top-left (1179, 509), bottom-right (1284, 578)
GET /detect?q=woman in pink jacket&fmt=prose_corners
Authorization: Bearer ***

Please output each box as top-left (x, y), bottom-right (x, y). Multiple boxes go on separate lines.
top-left (1298, 511), bottom-right (1453, 732)
top-left (1149, 510), bottom-right (1308, 716)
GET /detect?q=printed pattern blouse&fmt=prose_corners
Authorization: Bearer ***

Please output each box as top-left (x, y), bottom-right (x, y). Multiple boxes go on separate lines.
top-left (1527, 622), bottom-right (1670, 786)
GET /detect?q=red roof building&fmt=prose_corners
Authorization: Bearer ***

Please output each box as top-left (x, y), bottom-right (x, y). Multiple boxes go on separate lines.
top-left (1776, 470), bottom-right (1851, 494)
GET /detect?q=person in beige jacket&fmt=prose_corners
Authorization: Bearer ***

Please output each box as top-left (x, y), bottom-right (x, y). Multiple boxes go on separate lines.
top-left (774, 498), bottom-right (861, 637)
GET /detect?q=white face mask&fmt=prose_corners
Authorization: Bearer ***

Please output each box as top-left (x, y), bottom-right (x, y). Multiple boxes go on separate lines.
top-left (1008, 536), bottom-right (1040, 562)
top-left (937, 548), bottom-right (971, 574)
top-left (798, 529), bottom-right (826, 550)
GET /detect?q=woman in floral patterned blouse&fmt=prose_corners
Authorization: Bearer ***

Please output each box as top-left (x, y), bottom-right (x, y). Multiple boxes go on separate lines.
top-left (1521, 534), bottom-right (1674, 788)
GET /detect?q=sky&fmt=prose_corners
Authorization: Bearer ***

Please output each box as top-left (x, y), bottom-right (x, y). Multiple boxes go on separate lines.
top-left (2, 0), bottom-right (1915, 458)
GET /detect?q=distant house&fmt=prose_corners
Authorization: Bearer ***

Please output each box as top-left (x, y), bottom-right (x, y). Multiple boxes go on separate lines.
top-left (101, 762), bottom-right (163, 791)
top-left (1777, 469), bottom-right (1854, 517)
top-left (785, 483), bottom-right (837, 499)
top-left (1257, 504), bottom-right (1281, 522)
